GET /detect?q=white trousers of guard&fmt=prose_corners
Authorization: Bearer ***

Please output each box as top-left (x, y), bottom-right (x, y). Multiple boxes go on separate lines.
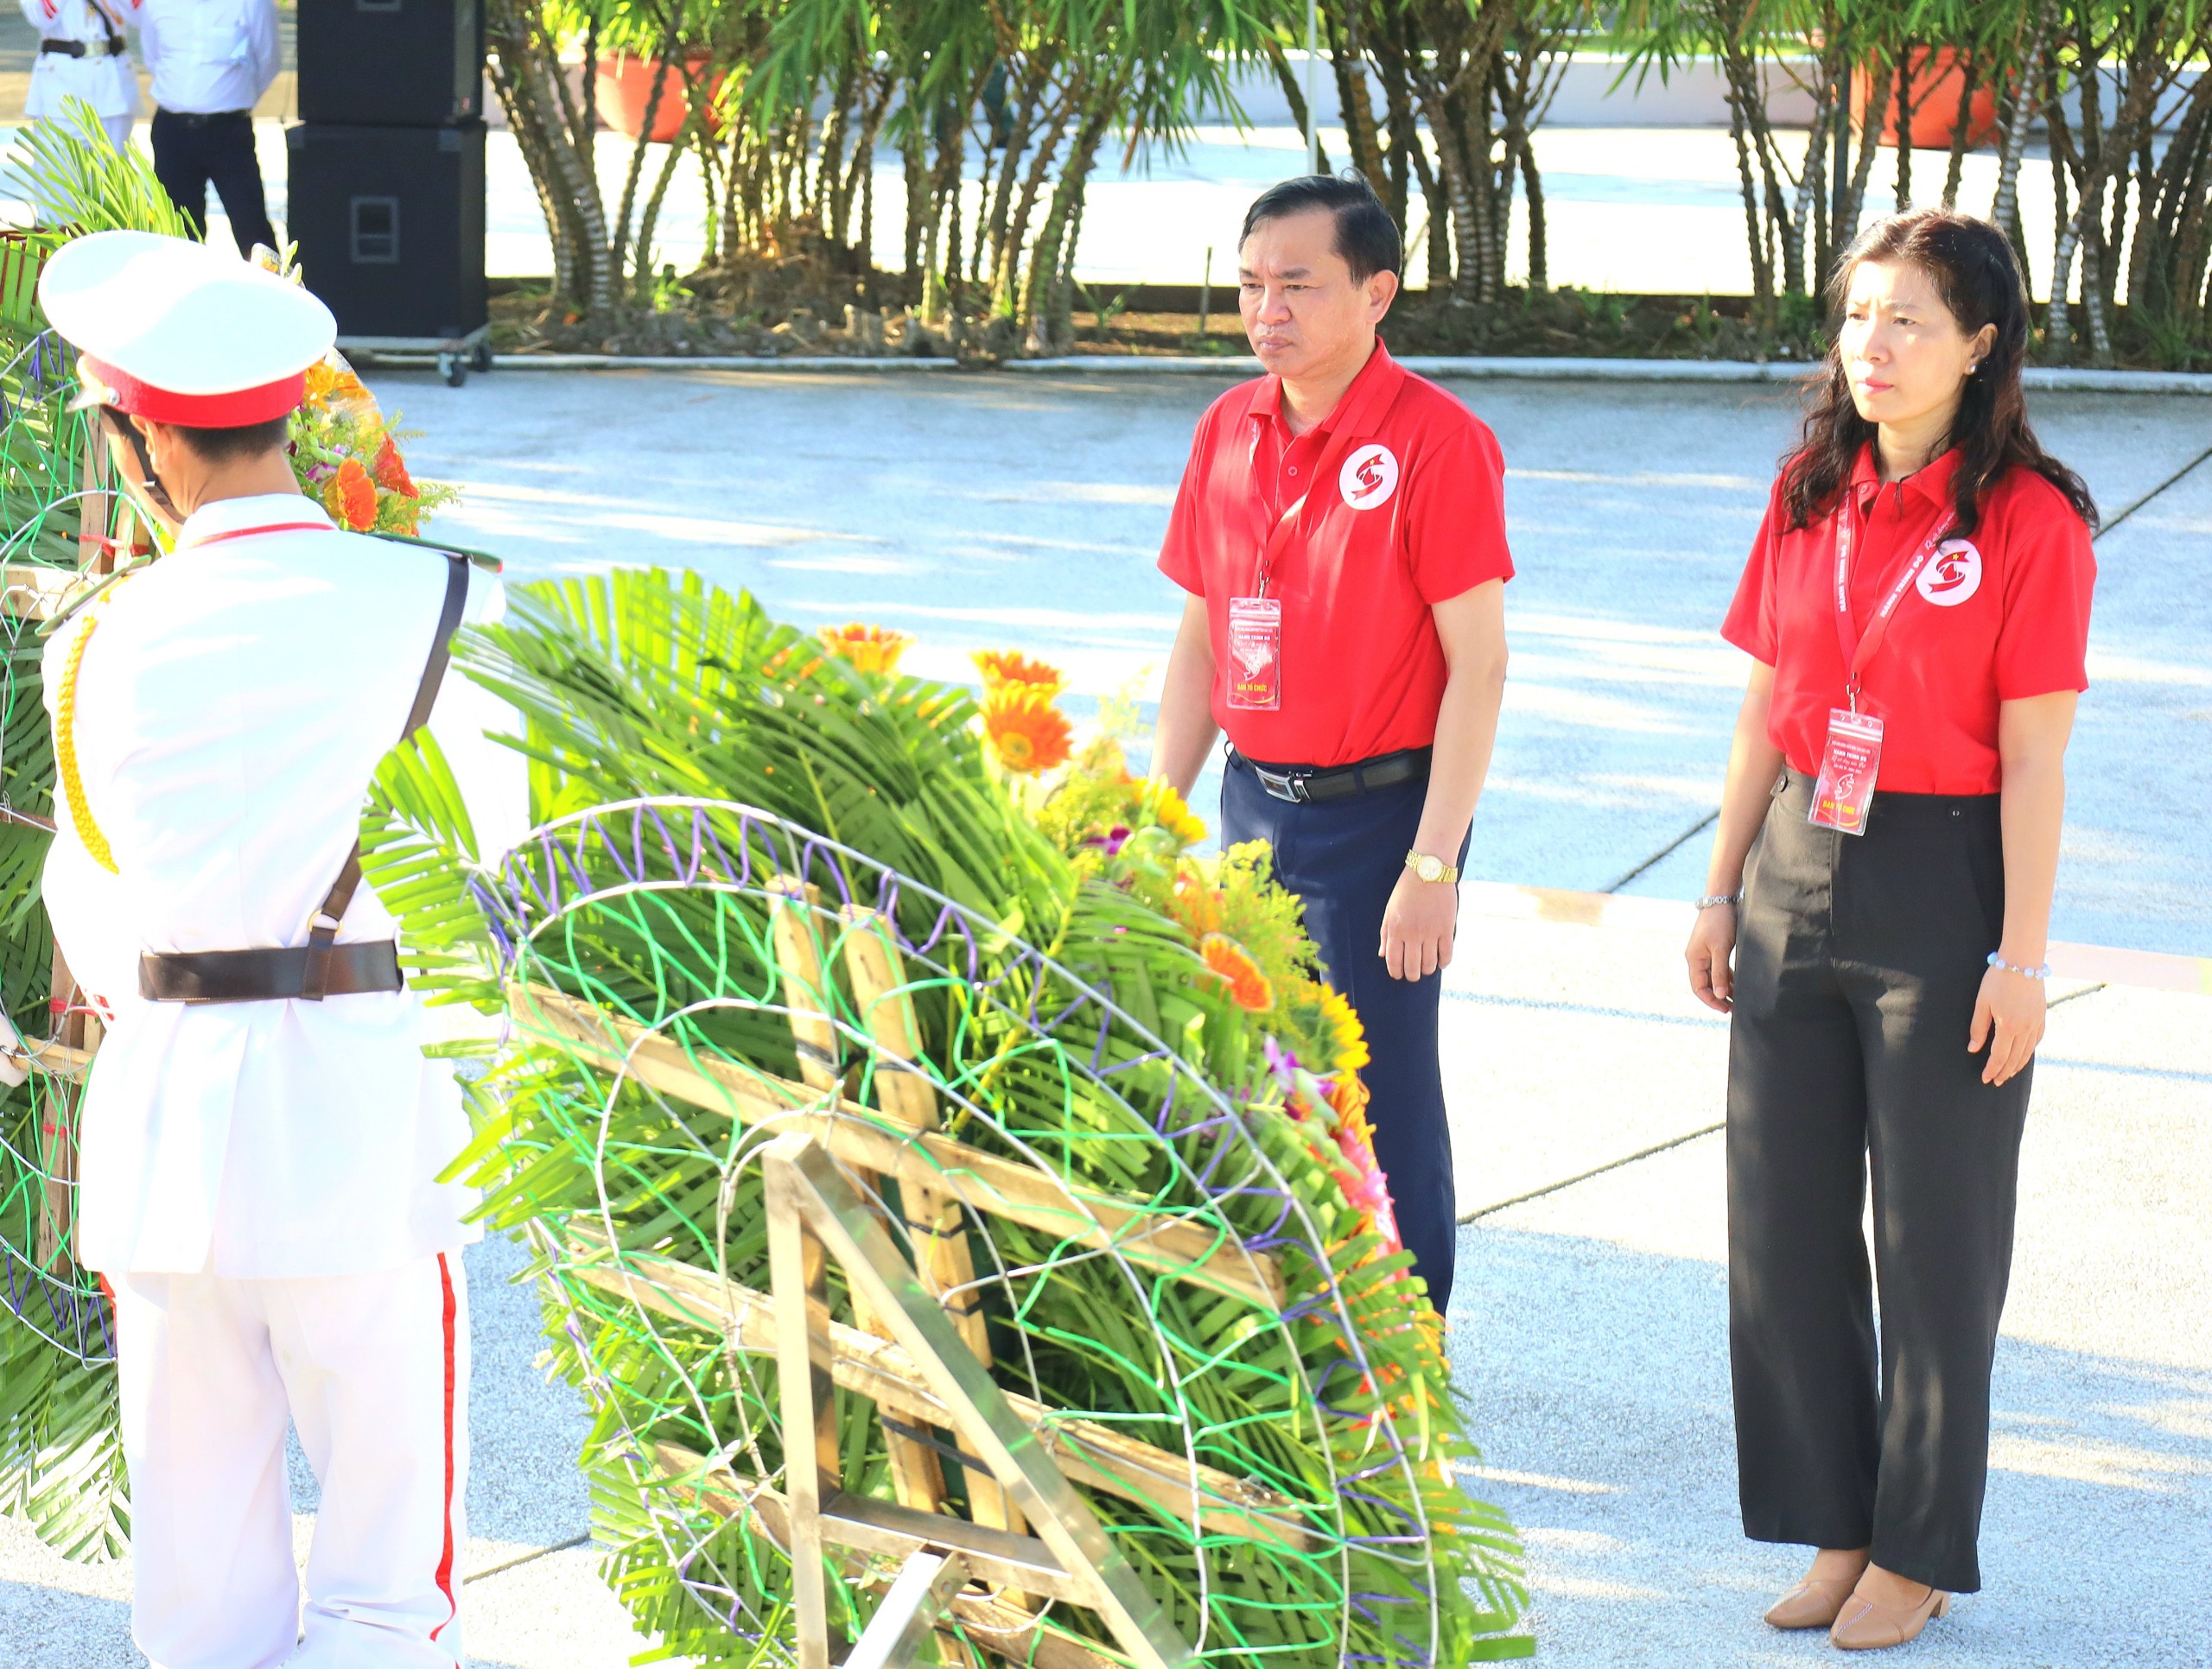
top-left (111, 1250), bottom-right (470, 1669)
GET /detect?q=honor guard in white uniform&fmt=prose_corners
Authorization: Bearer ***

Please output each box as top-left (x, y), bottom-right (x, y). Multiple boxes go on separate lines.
top-left (36, 232), bottom-right (502, 1669)
top-left (19, 0), bottom-right (140, 156)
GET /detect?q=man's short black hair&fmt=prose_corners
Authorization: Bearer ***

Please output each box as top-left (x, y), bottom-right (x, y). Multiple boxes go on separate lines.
top-left (1239, 172), bottom-right (1402, 282)
top-left (171, 416), bottom-right (293, 464)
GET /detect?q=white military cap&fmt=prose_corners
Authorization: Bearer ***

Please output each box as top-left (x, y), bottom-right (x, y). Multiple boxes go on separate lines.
top-left (38, 231), bottom-right (336, 425)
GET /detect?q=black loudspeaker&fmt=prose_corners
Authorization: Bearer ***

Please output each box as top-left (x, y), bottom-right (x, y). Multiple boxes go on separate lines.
top-left (286, 122), bottom-right (486, 340)
top-left (296, 0), bottom-right (485, 127)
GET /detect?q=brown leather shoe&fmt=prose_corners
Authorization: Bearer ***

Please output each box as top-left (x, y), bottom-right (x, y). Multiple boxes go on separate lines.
top-left (1763, 1576), bottom-right (1857, 1629)
top-left (1829, 1583), bottom-right (1951, 1650)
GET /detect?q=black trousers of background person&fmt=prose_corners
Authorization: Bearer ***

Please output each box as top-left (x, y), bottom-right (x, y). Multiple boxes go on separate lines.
top-left (150, 110), bottom-right (276, 258)
top-left (1222, 751), bottom-right (1469, 1315)
top-left (1729, 768), bottom-right (2031, 1596)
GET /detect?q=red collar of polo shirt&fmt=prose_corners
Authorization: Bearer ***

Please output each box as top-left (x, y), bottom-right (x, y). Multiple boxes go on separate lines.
top-left (1850, 441), bottom-right (1962, 511)
top-left (1245, 337), bottom-right (1406, 439)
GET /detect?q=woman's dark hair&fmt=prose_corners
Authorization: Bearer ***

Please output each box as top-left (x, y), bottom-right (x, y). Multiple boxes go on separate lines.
top-left (1240, 172), bottom-right (1402, 282)
top-left (1780, 210), bottom-right (2097, 537)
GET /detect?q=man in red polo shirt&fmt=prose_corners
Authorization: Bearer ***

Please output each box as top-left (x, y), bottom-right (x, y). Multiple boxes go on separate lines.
top-left (1151, 174), bottom-right (1512, 1315)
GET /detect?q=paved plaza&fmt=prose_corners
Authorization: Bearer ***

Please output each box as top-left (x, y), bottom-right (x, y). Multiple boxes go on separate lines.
top-left (2, 369), bottom-right (2207, 1666)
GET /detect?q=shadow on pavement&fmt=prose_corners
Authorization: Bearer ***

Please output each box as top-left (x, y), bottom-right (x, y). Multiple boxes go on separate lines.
top-left (1451, 1224), bottom-right (2212, 1669)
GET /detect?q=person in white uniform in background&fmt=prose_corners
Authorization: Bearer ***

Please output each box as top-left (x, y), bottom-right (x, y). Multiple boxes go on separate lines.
top-left (136, 0), bottom-right (279, 254)
top-left (18, 0), bottom-right (139, 155)
top-left (36, 230), bottom-right (502, 1669)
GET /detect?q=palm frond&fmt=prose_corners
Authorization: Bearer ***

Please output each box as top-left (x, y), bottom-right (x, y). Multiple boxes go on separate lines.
top-left (7, 98), bottom-right (194, 238)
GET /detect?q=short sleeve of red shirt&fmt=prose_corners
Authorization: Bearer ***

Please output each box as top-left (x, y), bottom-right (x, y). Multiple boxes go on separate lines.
top-left (1157, 400), bottom-right (1224, 596)
top-left (1993, 485), bottom-right (2096, 698)
top-left (1399, 409), bottom-right (1514, 601)
top-left (1721, 485), bottom-right (1784, 664)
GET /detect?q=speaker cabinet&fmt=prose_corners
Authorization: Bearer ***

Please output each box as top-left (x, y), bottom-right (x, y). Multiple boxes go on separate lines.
top-left (286, 122), bottom-right (486, 341)
top-left (296, 0), bottom-right (485, 127)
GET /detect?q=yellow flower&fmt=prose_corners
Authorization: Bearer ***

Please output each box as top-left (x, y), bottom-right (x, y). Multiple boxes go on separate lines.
top-left (817, 623), bottom-right (911, 675)
top-left (1146, 781), bottom-right (1207, 847)
top-left (1319, 985), bottom-right (1370, 1076)
top-left (981, 688), bottom-right (1073, 775)
top-left (972, 649), bottom-right (1066, 699)
top-left (1200, 933), bottom-right (1274, 1012)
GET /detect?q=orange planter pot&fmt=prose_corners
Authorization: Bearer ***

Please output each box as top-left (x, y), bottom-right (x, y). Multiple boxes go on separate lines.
top-left (1850, 48), bottom-right (2001, 149)
top-left (594, 53), bottom-right (724, 143)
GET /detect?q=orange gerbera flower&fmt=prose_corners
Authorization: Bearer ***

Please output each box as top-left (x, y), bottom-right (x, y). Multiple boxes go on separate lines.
top-left (1167, 864), bottom-right (1223, 938)
top-left (972, 649), bottom-right (1066, 699)
top-left (1199, 933), bottom-right (1274, 1012)
top-left (1146, 781), bottom-right (1207, 847)
top-left (372, 432), bottom-right (416, 496)
top-left (321, 457), bottom-right (377, 530)
top-left (1328, 1069), bottom-right (1371, 1126)
top-left (817, 623), bottom-right (911, 675)
top-left (303, 357), bottom-right (371, 411)
top-left (981, 688), bottom-right (1072, 775)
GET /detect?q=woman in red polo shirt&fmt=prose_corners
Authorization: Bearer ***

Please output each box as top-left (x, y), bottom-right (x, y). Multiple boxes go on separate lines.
top-left (1684, 210), bottom-right (2096, 1652)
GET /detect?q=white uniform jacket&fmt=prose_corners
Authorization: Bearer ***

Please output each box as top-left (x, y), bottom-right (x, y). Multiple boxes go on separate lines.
top-left (42, 494), bottom-right (521, 1279)
top-left (19, 0), bottom-right (140, 124)
top-left (137, 0), bottom-right (277, 116)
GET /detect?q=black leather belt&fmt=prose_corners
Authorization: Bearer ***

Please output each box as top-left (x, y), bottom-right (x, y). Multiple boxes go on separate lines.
top-left (139, 941), bottom-right (404, 1005)
top-left (132, 552), bottom-right (470, 1009)
top-left (41, 38), bottom-right (124, 56)
top-left (157, 108), bottom-right (253, 127)
top-left (1231, 745), bottom-right (1432, 804)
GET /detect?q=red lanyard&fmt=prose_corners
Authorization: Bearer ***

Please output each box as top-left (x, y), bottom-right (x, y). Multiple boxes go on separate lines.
top-left (1243, 356), bottom-right (1399, 599)
top-left (1832, 488), bottom-right (1951, 711)
top-left (178, 520), bottom-right (335, 551)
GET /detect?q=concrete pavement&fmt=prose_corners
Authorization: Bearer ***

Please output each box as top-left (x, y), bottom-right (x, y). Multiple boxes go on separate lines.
top-left (3, 368), bottom-right (2205, 1666)
top-left (392, 365), bottom-right (2212, 954)
top-left (1445, 904), bottom-right (2212, 1668)
top-left (6, 905), bottom-right (2203, 1668)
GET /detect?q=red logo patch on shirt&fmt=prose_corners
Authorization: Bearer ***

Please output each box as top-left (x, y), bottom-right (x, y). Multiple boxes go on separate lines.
top-left (1338, 443), bottom-right (1400, 511)
top-left (1916, 539), bottom-right (1983, 607)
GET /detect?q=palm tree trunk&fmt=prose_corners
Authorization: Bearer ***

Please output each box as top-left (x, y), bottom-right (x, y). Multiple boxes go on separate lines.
top-left (1993, 0), bottom-right (2059, 242)
top-left (609, 23), bottom-right (680, 285)
top-left (1942, 55), bottom-right (1980, 208)
top-left (1892, 50), bottom-right (1913, 210)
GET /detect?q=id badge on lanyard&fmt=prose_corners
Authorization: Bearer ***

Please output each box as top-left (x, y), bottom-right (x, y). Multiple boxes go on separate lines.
top-left (1809, 498), bottom-right (1948, 834)
top-left (1225, 372), bottom-right (1392, 714)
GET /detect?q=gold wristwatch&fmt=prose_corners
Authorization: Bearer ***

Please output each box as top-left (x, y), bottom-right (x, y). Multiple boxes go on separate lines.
top-left (1404, 849), bottom-right (1459, 885)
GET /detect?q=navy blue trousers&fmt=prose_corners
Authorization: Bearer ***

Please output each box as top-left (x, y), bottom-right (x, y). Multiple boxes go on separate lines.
top-left (1221, 754), bottom-right (1465, 1314)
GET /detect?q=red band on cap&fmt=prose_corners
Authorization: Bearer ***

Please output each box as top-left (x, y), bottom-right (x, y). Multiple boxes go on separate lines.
top-left (81, 354), bottom-right (305, 426)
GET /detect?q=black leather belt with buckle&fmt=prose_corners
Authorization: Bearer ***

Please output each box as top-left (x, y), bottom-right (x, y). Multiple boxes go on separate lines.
top-left (1232, 746), bottom-right (1433, 804)
top-left (139, 941), bottom-right (405, 1005)
top-left (41, 38), bottom-right (124, 56)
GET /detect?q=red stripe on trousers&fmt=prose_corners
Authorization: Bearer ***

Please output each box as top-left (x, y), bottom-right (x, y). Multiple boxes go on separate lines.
top-left (429, 1253), bottom-right (459, 1644)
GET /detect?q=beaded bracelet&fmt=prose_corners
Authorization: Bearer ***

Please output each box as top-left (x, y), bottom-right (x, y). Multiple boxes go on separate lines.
top-left (1986, 951), bottom-right (2052, 980)
top-left (1694, 892), bottom-right (1740, 911)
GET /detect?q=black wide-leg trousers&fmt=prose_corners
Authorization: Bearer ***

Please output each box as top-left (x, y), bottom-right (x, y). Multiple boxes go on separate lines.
top-left (1221, 753), bottom-right (1467, 1314)
top-left (1728, 769), bottom-right (2030, 1595)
